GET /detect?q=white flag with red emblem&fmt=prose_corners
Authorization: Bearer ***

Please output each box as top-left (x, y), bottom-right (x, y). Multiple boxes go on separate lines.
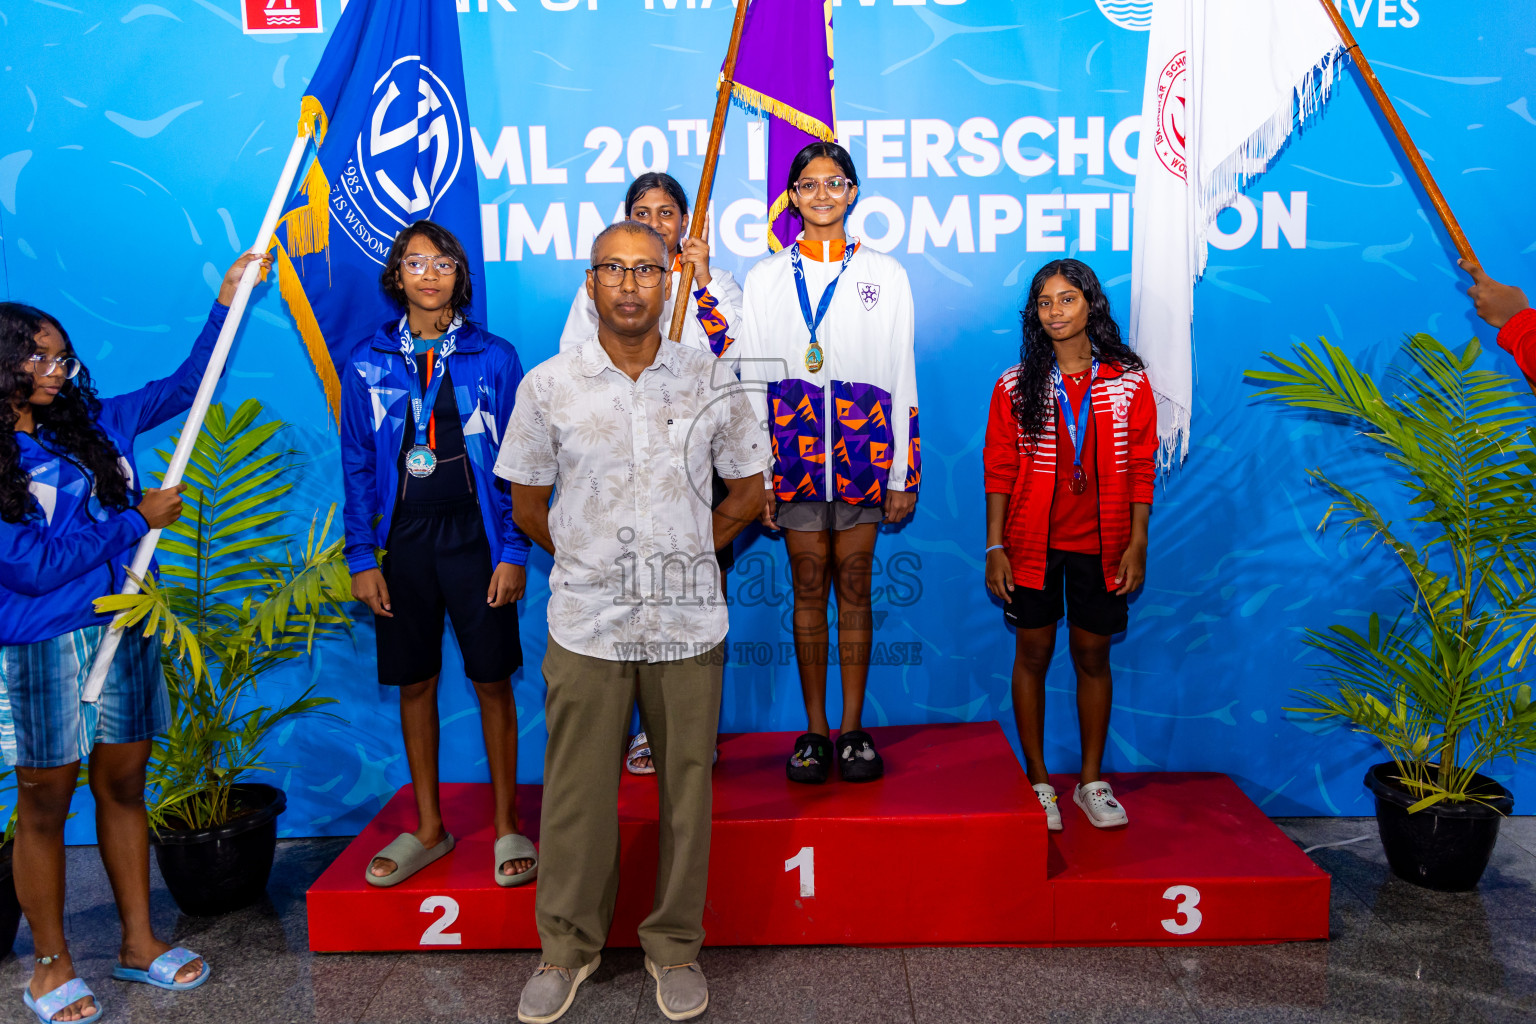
top-left (1129, 0), bottom-right (1344, 465)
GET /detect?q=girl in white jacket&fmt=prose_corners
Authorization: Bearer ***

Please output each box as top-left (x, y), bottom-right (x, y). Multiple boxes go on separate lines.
top-left (736, 142), bottom-right (920, 785)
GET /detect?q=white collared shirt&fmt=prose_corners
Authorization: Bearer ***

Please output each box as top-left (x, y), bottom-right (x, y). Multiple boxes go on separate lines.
top-left (495, 335), bottom-right (768, 662)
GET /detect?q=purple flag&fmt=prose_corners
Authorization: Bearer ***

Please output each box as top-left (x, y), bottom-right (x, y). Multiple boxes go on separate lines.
top-left (730, 0), bottom-right (835, 251)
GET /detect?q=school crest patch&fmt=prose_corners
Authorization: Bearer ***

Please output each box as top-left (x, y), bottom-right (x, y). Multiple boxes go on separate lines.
top-left (857, 282), bottom-right (880, 310)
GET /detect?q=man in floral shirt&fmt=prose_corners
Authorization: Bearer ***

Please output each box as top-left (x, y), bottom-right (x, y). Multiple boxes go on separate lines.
top-left (496, 221), bottom-right (765, 1024)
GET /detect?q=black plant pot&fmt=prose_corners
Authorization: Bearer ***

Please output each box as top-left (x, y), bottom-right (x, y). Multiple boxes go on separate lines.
top-left (0, 841), bottom-right (20, 955)
top-left (152, 783), bottom-right (286, 916)
top-left (1365, 763), bottom-right (1514, 892)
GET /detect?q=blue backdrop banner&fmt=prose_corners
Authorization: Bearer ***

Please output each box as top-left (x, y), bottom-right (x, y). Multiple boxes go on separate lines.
top-left (0, 0), bottom-right (1532, 842)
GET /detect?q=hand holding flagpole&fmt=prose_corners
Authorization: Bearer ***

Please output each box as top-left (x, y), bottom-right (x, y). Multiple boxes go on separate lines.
top-left (668, 0), bottom-right (753, 342)
top-left (81, 125), bottom-right (316, 704)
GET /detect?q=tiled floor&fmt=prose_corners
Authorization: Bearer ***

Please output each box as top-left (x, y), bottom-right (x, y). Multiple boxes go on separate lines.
top-left (4, 818), bottom-right (1534, 1023)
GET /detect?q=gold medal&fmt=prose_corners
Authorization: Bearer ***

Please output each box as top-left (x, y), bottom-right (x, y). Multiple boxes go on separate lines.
top-left (805, 341), bottom-right (824, 373)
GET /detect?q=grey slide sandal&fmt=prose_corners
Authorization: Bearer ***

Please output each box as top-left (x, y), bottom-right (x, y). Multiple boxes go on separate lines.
top-left (365, 831), bottom-right (456, 887)
top-left (495, 833), bottom-right (539, 887)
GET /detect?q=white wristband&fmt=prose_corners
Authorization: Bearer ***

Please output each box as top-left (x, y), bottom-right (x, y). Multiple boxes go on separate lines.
top-left (985, 544), bottom-right (1005, 555)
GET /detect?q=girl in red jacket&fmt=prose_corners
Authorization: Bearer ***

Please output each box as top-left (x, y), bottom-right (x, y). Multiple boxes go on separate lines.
top-left (982, 259), bottom-right (1156, 831)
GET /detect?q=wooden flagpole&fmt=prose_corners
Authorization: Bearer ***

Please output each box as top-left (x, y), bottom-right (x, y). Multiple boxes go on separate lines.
top-left (668, 0), bottom-right (753, 342)
top-left (81, 125), bottom-right (315, 703)
top-left (1316, 0), bottom-right (1477, 264)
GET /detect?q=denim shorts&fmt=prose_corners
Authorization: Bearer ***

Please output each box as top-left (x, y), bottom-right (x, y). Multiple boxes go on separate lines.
top-left (0, 624), bottom-right (170, 768)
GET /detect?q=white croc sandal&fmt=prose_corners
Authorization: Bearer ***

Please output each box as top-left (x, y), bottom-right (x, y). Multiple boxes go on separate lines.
top-left (1073, 781), bottom-right (1129, 829)
top-left (1033, 783), bottom-right (1063, 831)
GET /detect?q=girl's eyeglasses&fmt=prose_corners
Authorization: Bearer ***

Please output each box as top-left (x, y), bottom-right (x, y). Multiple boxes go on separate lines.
top-left (792, 176), bottom-right (851, 198)
top-left (25, 354), bottom-right (81, 380)
top-left (402, 255), bottom-right (459, 276)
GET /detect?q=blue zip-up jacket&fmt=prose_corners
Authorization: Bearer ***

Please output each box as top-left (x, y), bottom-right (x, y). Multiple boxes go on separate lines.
top-left (340, 319), bottom-right (530, 576)
top-left (0, 301), bottom-right (230, 645)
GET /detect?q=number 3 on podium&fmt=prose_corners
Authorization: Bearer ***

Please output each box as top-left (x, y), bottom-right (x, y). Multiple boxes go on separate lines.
top-left (1160, 885), bottom-right (1202, 935)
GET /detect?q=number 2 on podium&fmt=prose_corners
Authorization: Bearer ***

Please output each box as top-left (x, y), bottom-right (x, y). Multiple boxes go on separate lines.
top-left (784, 846), bottom-right (815, 898)
top-left (1160, 885), bottom-right (1202, 935)
top-left (420, 895), bottom-right (463, 945)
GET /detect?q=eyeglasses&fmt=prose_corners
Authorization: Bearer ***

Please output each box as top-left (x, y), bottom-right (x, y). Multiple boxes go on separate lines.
top-left (402, 254), bottom-right (459, 276)
top-left (24, 354), bottom-right (81, 380)
top-left (792, 176), bottom-right (852, 198)
top-left (590, 263), bottom-right (667, 288)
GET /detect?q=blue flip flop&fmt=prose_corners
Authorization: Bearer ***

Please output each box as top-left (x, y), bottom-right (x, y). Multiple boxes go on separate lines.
top-left (111, 946), bottom-right (209, 991)
top-left (22, 977), bottom-right (101, 1023)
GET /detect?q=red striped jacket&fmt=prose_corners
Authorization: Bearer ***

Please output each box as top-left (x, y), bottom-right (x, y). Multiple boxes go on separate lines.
top-left (983, 362), bottom-right (1157, 591)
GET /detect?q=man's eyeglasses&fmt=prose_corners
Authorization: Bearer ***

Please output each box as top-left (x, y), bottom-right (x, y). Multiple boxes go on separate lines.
top-left (792, 176), bottom-right (852, 198)
top-left (25, 354), bottom-right (81, 380)
top-left (590, 263), bottom-right (667, 288)
top-left (402, 254), bottom-right (459, 276)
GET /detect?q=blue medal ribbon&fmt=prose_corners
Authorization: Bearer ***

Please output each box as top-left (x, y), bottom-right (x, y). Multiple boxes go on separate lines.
top-left (1052, 358), bottom-right (1097, 478)
top-left (397, 315), bottom-right (462, 451)
top-left (789, 241), bottom-right (857, 371)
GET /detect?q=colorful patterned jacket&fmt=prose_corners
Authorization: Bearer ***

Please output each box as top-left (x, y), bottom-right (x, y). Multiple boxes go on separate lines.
top-left (339, 319), bottom-right (530, 576)
top-left (736, 238), bottom-right (920, 506)
top-left (983, 361), bottom-right (1156, 591)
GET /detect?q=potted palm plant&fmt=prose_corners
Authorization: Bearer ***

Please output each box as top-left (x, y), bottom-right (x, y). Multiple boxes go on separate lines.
top-left (1249, 332), bottom-right (1536, 891)
top-left (97, 399), bottom-right (352, 915)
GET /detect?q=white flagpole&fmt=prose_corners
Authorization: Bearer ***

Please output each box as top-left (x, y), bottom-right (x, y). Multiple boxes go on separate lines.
top-left (81, 126), bottom-right (315, 703)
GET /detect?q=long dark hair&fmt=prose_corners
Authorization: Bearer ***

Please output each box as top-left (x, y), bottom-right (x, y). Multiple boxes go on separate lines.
top-left (625, 172), bottom-right (689, 218)
top-left (785, 141), bottom-right (859, 222)
top-left (0, 303), bottom-right (130, 524)
top-left (1011, 259), bottom-right (1144, 446)
top-left (380, 219), bottom-right (474, 319)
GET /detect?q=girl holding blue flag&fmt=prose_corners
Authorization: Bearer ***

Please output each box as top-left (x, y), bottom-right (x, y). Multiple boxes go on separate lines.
top-left (0, 253), bottom-right (265, 1023)
top-left (340, 220), bottom-right (536, 889)
top-left (982, 259), bottom-right (1156, 832)
top-left (736, 141), bottom-right (921, 785)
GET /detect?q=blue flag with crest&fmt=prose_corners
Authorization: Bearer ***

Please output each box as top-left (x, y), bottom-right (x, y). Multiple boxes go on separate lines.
top-left (271, 0), bottom-right (482, 418)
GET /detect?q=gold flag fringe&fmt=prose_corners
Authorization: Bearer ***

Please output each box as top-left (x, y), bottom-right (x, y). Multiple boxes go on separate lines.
top-left (766, 189), bottom-right (791, 253)
top-left (271, 243), bottom-right (342, 423)
top-left (282, 96), bottom-right (332, 259)
top-left (299, 94), bottom-right (330, 147)
top-left (728, 83), bottom-right (834, 143)
top-left (280, 159), bottom-right (331, 259)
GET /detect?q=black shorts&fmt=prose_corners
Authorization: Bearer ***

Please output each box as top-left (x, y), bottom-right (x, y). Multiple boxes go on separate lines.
top-left (376, 497), bottom-right (523, 686)
top-left (1004, 549), bottom-right (1127, 637)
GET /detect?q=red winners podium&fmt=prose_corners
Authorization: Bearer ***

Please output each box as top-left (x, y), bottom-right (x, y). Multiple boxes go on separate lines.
top-left (307, 723), bottom-right (1328, 950)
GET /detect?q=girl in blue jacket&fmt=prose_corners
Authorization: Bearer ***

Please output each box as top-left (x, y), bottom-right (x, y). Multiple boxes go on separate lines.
top-left (340, 220), bottom-right (535, 890)
top-left (0, 253), bottom-right (265, 1024)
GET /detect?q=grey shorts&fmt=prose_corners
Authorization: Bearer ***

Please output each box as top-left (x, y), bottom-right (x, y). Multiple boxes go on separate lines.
top-left (776, 500), bottom-right (883, 532)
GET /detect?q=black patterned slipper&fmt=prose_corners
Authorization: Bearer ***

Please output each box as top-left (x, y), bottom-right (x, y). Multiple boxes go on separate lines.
top-left (836, 729), bottom-right (884, 782)
top-left (786, 732), bottom-right (833, 784)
